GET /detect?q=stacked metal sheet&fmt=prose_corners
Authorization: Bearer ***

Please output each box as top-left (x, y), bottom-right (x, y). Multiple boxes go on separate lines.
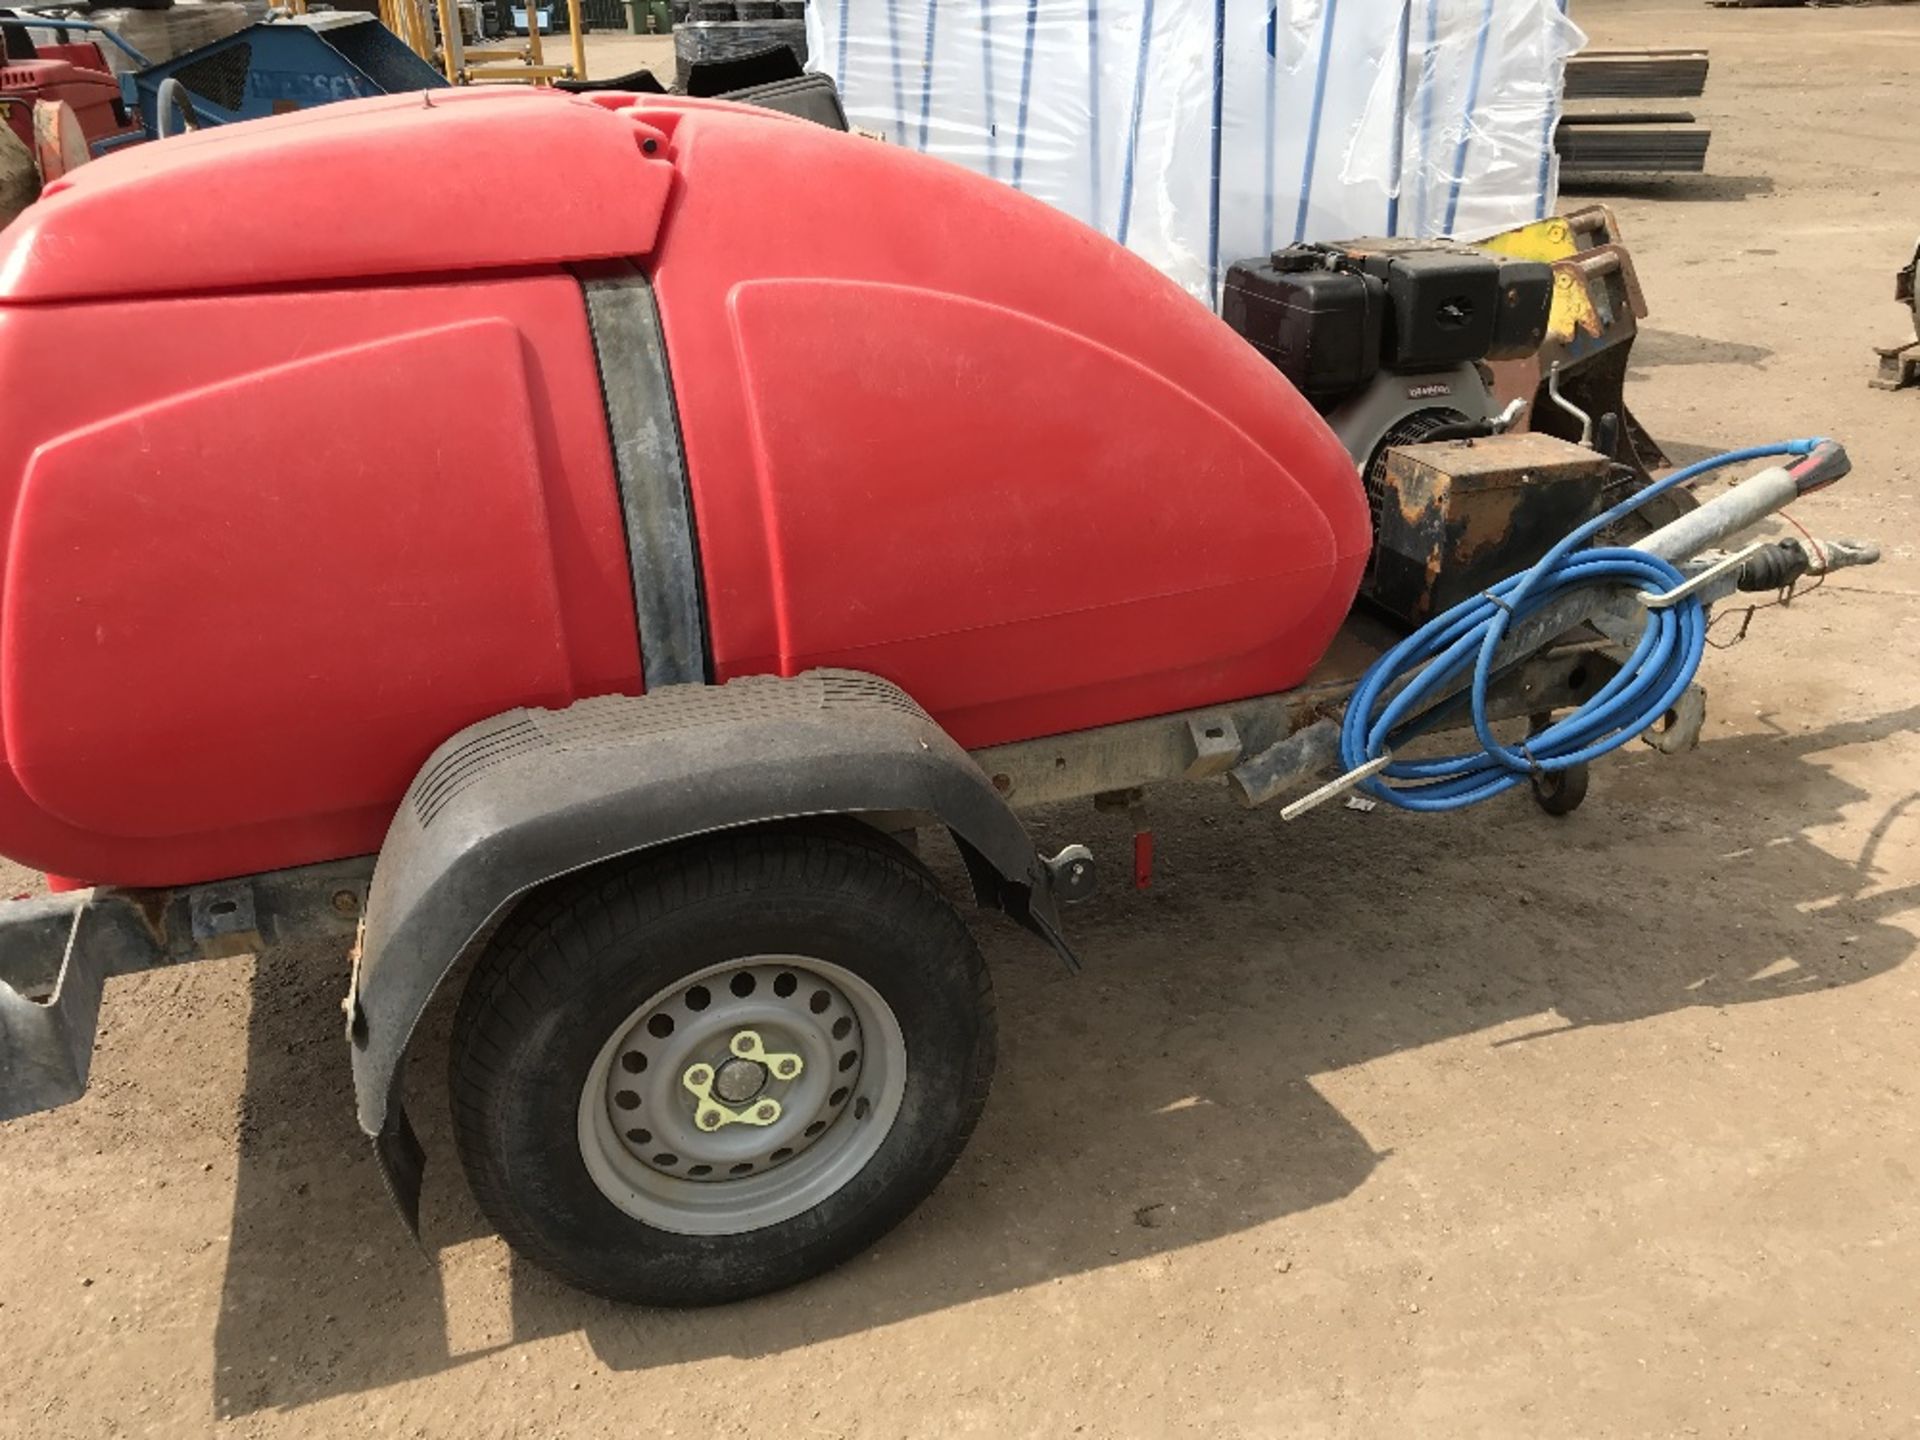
top-left (1557, 46), bottom-right (1711, 177)
top-left (1563, 48), bottom-right (1707, 100)
top-left (1556, 116), bottom-right (1712, 174)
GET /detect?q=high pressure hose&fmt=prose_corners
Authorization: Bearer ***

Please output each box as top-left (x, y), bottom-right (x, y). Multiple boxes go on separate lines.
top-left (1338, 439), bottom-right (1829, 812)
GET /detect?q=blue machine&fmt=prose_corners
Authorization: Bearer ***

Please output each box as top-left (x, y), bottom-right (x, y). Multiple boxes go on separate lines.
top-left (129, 14), bottom-right (448, 138)
top-left (8, 9), bottom-right (447, 152)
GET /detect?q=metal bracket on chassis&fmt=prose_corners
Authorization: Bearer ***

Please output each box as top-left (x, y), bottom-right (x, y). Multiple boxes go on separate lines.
top-left (0, 893), bottom-right (147, 1122)
top-left (970, 638), bottom-right (1625, 816)
top-left (0, 859), bottom-right (373, 1122)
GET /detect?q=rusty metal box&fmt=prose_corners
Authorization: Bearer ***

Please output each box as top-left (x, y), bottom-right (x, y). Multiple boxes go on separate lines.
top-left (1362, 431), bottom-right (1612, 625)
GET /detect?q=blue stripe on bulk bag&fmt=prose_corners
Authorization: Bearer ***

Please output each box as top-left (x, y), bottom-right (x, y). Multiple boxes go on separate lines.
top-left (1442, 0), bottom-right (1496, 234)
top-left (1089, 0), bottom-right (1105, 233)
top-left (1414, 0), bottom-right (1436, 235)
top-left (917, 0), bottom-right (941, 151)
top-left (836, 0), bottom-right (850, 87)
top-left (1385, 0), bottom-right (1411, 235)
top-left (1207, 0), bottom-right (1225, 296)
top-left (1534, 0), bottom-right (1569, 217)
top-left (1012, 0), bottom-right (1039, 190)
top-left (981, 0), bottom-right (998, 178)
top-left (1117, 0), bottom-right (1157, 246)
top-left (1292, 0), bottom-right (1340, 243)
top-left (1263, 3), bottom-right (1278, 253)
top-left (887, 0), bottom-right (908, 144)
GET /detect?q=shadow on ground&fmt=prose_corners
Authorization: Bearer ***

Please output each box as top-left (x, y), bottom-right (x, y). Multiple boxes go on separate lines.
top-left (1563, 174), bottom-right (1776, 203)
top-left (1629, 326), bottom-right (1775, 372)
top-left (207, 704), bottom-right (1920, 1415)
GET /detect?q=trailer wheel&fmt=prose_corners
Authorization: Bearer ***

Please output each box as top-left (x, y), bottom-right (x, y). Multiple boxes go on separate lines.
top-left (1524, 711), bottom-right (1589, 816)
top-left (1529, 762), bottom-right (1590, 816)
top-left (447, 823), bottom-right (994, 1306)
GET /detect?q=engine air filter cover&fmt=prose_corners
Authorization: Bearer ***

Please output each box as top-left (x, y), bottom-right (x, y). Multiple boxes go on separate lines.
top-left (1220, 254), bottom-right (1384, 404)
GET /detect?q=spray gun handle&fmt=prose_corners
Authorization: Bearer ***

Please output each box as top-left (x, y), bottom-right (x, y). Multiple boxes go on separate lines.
top-left (1790, 441), bottom-right (1851, 494)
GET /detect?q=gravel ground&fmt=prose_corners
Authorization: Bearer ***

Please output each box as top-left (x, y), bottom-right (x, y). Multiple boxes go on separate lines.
top-left (2, 1), bottom-right (1918, 1434)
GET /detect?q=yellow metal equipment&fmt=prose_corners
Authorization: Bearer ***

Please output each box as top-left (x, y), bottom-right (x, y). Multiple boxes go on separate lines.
top-left (1482, 206), bottom-right (1649, 349)
top-left (382, 0), bottom-right (587, 86)
top-left (379, 0), bottom-right (437, 63)
top-left (1479, 204), bottom-right (1672, 488)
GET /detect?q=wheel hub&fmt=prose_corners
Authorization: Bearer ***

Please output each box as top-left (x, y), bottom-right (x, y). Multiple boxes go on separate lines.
top-left (712, 1056), bottom-right (767, 1104)
top-left (589, 959), bottom-right (894, 1210)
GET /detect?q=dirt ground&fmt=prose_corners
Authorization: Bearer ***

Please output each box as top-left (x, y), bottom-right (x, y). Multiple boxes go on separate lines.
top-left (4, 1), bottom-right (1920, 1435)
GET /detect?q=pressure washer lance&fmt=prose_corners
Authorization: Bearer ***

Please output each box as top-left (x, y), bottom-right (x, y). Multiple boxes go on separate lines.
top-left (1232, 440), bottom-right (1880, 816)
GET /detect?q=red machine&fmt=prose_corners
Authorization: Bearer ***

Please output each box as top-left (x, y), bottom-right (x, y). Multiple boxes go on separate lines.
top-left (0, 40), bottom-right (135, 157)
top-left (0, 89), bottom-right (1871, 1309)
top-left (0, 87), bottom-right (1367, 887)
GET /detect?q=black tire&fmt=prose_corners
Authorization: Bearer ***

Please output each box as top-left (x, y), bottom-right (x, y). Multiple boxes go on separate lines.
top-left (448, 823), bottom-right (995, 1306)
top-left (1530, 762), bottom-right (1590, 816)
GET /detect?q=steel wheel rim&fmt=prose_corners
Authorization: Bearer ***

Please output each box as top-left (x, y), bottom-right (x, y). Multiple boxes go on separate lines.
top-left (577, 955), bottom-right (908, 1236)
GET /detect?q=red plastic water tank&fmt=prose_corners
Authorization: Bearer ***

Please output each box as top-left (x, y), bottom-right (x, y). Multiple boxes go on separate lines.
top-left (0, 89), bottom-right (1368, 888)
top-left (636, 95), bottom-right (1372, 748)
top-left (0, 92), bottom-right (655, 886)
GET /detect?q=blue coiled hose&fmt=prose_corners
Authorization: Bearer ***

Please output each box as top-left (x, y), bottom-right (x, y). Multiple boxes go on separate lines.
top-left (1339, 440), bottom-right (1825, 812)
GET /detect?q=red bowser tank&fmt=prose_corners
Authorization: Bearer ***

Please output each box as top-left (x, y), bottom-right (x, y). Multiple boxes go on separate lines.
top-left (0, 84), bottom-right (1879, 1312)
top-left (0, 86), bottom-right (1368, 889)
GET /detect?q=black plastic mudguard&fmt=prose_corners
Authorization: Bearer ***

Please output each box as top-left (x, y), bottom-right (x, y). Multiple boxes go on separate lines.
top-left (348, 669), bottom-right (1074, 1230)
